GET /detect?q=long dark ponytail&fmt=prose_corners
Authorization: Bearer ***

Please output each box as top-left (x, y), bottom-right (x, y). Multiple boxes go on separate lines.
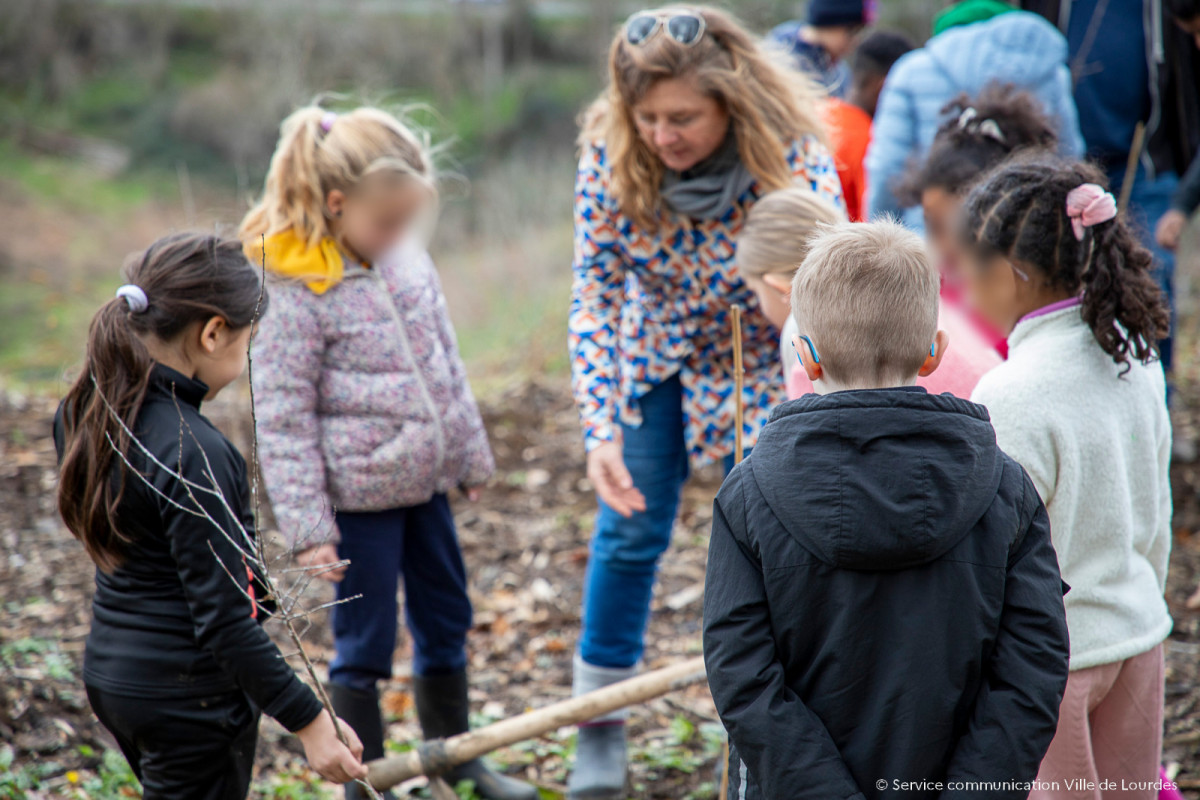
top-left (58, 233), bottom-right (266, 571)
top-left (961, 156), bottom-right (1168, 370)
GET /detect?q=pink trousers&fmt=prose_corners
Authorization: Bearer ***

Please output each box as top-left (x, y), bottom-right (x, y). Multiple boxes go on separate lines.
top-left (1029, 644), bottom-right (1165, 800)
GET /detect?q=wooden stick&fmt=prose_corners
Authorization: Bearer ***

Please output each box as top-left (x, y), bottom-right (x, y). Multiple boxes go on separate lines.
top-left (1118, 121), bottom-right (1146, 215)
top-left (367, 657), bottom-right (708, 791)
top-left (732, 304), bottom-right (745, 464)
top-left (721, 305), bottom-right (747, 800)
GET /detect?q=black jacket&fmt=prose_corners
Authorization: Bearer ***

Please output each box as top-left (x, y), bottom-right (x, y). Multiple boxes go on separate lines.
top-left (703, 389), bottom-right (1069, 800)
top-left (54, 364), bottom-right (322, 733)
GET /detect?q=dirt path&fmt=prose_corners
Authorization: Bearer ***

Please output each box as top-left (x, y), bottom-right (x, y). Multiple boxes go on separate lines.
top-left (3, 376), bottom-right (1200, 798)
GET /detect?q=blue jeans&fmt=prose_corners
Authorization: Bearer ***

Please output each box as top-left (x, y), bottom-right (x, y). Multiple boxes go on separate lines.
top-left (1107, 162), bottom-right (1178, 373)
top-left (579, 375), bottom-right (742, 669)
top-left (329, 494), bottom-right (472, 690)
top-left (580, 375), bottom-right (689, 669)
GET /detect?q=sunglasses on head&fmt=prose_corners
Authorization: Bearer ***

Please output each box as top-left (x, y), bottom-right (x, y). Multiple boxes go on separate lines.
top-left (624, 10), bottom-right (707, 47)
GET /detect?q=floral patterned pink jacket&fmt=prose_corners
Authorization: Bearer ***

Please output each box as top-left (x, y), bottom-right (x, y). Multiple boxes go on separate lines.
top-left (251, 244), bottom-right (494, 549)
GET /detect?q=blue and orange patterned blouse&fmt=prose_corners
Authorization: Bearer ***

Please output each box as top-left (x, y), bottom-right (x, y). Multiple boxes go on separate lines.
top-left (569, 135), bottom-right (845, 466)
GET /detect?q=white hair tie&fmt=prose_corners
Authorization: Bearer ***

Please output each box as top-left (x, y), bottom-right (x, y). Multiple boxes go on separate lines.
top-left (956, 106), bottom-right (1005, 143)
top-left (115, 284), bottom-right (149, 313)
top-left (977, 119), bottom-right (1006, 144)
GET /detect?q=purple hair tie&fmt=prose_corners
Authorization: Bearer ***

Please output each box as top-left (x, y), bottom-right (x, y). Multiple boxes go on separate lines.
top-left (320, 111), bottom-right (338, 133)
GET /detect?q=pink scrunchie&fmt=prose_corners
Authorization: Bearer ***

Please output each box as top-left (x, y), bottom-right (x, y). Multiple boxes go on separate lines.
top-left (1065, 183), bottom-right (1117, 241)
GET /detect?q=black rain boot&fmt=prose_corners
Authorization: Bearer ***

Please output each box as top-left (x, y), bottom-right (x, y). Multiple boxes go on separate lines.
top-left (328, 683), bottom-right (395, 800)
top-left (412, 672), bottom-right (539, 800)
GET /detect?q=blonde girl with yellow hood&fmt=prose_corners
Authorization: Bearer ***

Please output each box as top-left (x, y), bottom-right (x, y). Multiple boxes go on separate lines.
top-left (241, 105), bottom-right (537, 800)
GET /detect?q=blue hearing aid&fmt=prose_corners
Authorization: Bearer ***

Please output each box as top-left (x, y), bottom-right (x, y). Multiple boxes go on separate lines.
top-left (798, 335), bottom-right (821, 364)
top-left (930, 342), bottom-right (936, 357)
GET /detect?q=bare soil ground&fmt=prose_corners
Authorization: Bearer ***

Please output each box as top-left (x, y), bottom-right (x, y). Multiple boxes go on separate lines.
top-left (3, 375), bottom-right (1200, 798)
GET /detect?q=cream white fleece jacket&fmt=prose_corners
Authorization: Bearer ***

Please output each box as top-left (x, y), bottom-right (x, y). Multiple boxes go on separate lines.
top-left (971, 306), bottom-right (1172, 670)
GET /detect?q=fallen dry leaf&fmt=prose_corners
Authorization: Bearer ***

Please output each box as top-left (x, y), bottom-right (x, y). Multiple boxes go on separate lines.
top-left (382, 689), bottom-right (414, 719)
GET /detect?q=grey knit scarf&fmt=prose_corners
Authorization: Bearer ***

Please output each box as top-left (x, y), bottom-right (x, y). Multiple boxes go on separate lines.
top-left (660, 132), bottom-right (756, 220)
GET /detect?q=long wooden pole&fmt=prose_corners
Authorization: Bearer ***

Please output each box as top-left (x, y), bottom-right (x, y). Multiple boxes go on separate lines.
top-left (732, 304), bottom-right (745, 463)
top-left (1118, 121), bottom-right (1146, 214)
top-left (367, 657), bottom-right (708, 791)
top-left (719, 304), bottom-right (747, 800)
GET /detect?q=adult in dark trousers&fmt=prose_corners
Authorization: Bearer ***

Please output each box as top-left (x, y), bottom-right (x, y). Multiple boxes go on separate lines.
top-left (1155, 0), bottom-right (1200, 253)
top-left (1021, 0), bottom-right (1200, 391)
top-left (567, 6), bottom-right (843, 798)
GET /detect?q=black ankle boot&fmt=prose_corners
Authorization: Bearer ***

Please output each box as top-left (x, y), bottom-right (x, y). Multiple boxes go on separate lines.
top-left (412, 672), bottom-right (539, 800)
top-left (328, 683), bottom-right (395, 800)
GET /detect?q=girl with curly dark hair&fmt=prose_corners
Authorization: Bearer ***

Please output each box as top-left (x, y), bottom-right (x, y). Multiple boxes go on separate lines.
top-left (901, 83), bottom-right (1058, 282)
top-left (901, 83), bottom-right (1062, 367)
top-left (961, 157), bottom-right (1172, 799)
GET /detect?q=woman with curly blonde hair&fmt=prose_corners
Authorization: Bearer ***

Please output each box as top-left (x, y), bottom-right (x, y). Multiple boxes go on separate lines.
top-left (567, 7), bottom-right (843, 797)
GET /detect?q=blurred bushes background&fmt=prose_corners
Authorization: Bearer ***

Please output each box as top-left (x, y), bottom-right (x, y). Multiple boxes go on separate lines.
top-left (0, 0), bottom-right (939, 385)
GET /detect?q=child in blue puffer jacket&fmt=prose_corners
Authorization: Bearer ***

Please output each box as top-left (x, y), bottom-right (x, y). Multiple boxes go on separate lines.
top-left (865, 0), bottom-right (1084, 226)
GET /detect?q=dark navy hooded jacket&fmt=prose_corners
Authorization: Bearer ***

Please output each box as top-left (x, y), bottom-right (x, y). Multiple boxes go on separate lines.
top-left (703, 388), bottom-right (1069, 800)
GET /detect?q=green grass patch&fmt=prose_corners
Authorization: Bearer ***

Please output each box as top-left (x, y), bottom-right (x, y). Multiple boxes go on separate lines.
top-left (455, 279), bottom-right (570, 380)
top-left (632, 717), bottom-right (725, 780)
top-left (0, 744), bottom-right (140, 800)
top-left (0, 275), bottom-right (110, 389)
top-left (0, 636), bottom-right (74, 681)
top-left (0, 64), bottom-right (151, 140)
top-left (401, 64), bottom-right (596, 159)
top-left (71, 748), bottom-right (141, 799)
top-left (251, 767), bottom-right (334, 800)
top-left (0, 138), bottom-right (170, 215)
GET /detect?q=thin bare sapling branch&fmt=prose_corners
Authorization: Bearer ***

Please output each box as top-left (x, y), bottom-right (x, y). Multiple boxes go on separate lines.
top-left (246, 236), bottom-right (382, 798)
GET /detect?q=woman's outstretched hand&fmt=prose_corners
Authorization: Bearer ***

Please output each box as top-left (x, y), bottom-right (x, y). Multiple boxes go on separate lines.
top-left (297, 710), bottom-right (368, 784)
top-left (587, 441), bottom-right (646, 518)
top-left (297, 544), bottom-right (347, 583)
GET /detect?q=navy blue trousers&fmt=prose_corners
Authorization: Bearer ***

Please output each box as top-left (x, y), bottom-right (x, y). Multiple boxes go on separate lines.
top-left (329, 494), bottom-right (472, 690)
top-left (580, 375), bottom-right (690, 669)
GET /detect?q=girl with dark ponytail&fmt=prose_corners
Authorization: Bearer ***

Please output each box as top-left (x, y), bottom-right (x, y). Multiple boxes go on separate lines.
top-left (55, 232), bottom-right (366, 799)
top-left (901, 83), bottom-right (1058, 285)
top-left (900, 82), bottom-right (1061, 359)
top-left (58, 234), bottom-right (263, 570)
top-left (961, 158), bottom-right (1172, 800)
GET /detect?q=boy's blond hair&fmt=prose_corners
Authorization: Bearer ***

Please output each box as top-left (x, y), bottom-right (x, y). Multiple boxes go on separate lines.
top-left (791, 219), bottom-right (939, 388)
top-left (739, 188), bottom-right (847, 279)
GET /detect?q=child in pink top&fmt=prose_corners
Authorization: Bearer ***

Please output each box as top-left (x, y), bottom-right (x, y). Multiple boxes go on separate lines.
top-left (780, 295), bottom-right (1000, 398)
top-left (738, 187), bottom-right (1000, 400)
top-left (898, 84), bottom-right (1068, 362)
